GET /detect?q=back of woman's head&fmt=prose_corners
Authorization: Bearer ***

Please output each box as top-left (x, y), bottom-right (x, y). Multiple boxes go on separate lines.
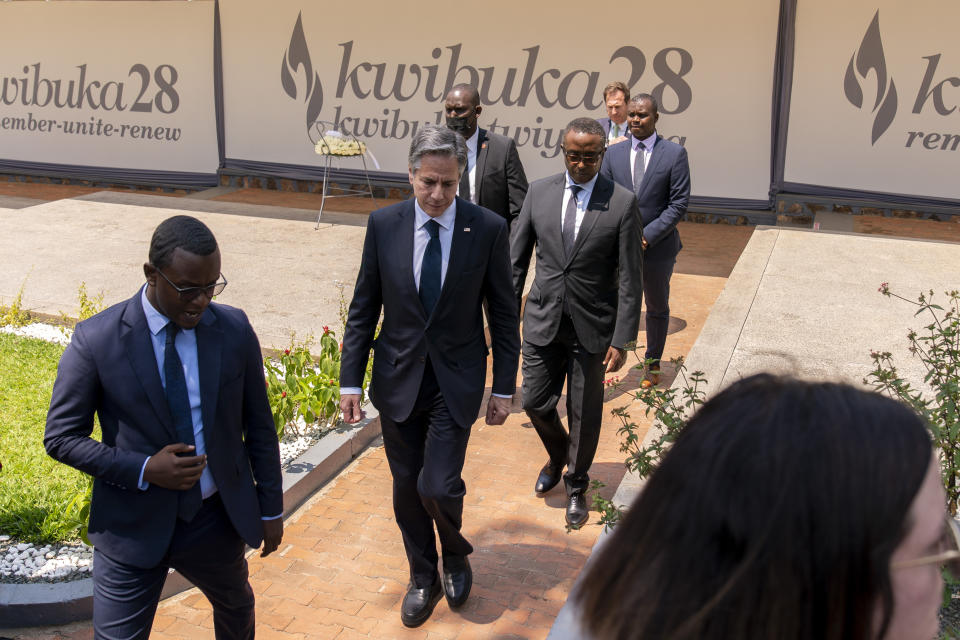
top-left (576, 374), bottom-right (932, 640)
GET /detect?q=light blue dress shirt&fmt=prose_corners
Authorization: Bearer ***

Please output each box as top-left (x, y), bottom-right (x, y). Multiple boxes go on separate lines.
top-left (412, 198), bottom-right (456, 288)
top-left (138, 288), bottom-right (282, 520)
top-left (140, 287), bottom-right (216, 499)
top-left (341, 198), bottom-right (510, 400)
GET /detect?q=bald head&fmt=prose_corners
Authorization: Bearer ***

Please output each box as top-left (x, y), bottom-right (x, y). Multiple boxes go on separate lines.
top-left (446, 83), bottom-right (480, 107)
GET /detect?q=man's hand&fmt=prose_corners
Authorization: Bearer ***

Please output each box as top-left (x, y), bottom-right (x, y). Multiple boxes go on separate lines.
top-left (143, 443), bottom-right (205, 490)
top-left (641, 236), bottom-right (649, 250)
top-left (603, 347), bottom-right (627, 374)
top-left (485, 395), bottom-right (512, 425)
top-left (339, 394), bottom-right (364, 424)
top-left (260, 518), bottom-right (284, 558)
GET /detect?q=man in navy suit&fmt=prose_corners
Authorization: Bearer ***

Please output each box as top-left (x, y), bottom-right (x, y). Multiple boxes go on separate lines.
top-left (339, 125), bottom-right (520, 627)
top-left (45, 215), bottom-right (283, 640)
top-left (444, 83), bottom-right (528, 229)
top-left (600, 93), bottom-right (690, 386)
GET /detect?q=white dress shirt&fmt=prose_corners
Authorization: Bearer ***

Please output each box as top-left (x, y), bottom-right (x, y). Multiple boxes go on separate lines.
top-left (561, 172), bottom-right (599, 240)
top-left (464, 129), bottom-right (479, 203)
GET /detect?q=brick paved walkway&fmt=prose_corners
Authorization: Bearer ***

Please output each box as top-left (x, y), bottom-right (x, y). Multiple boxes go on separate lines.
top-left (142, 265), bottom-right (732, 640)
top-left (6, 220), bottom-right (742, 640)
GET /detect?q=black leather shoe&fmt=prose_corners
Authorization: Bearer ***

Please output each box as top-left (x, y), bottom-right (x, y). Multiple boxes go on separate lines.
top-left (442, 556), bottom-right (472, 608)
top-left (400, 575), bottom-right (442, 628)
top-left (566, 492), bottom-right (589, 527)
top-left (535, 461), bottom-right (563, 494)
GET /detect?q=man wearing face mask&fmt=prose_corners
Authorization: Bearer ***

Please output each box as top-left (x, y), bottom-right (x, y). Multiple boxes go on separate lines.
top-left (444, 84), bottom-right (528, 230)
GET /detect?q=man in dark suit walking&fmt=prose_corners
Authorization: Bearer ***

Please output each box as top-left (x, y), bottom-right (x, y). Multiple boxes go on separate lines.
top-left (44, 215), bottom-right (283, 640)
top-left (600, 93), bottom-right (690, 387)
top-left (339, 125), bottom-right (520, 628)
top-left (443, 83), bottom-right (528, 229)
top-left (511, 117), bottom-right (642, 527)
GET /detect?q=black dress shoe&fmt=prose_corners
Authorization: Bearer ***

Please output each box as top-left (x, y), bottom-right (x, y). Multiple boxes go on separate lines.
top-left (535, 461), bottom-right (563, 494)
top-left (400, 575), bottom-right (442, 628)
top-left (566, 492), bottom-right (589, 527)
top-left (441, 556), bottom-right (472, 608)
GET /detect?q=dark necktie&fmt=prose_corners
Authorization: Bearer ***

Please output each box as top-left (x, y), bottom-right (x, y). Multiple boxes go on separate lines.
top-left (164, 323), bottom-right (202, 521)
top-left (562, 185), bottom-right (583, 258)
top-left (633, 144), bottom-right (646, 194)
top-left (458, 167), bottom-right (470, 201)
top-left (419, 219), bottom-right (442, 317)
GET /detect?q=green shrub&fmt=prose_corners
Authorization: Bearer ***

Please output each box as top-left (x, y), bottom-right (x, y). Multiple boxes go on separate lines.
top-left (589, 354), bottom-right (707, 530)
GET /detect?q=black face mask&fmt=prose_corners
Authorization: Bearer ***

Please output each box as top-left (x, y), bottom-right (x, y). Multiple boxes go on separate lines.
top-left (446, 115), bottom-right (472, 135)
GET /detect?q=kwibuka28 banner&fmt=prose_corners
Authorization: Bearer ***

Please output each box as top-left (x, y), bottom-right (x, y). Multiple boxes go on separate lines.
top-left (220, 0), bottom-right (779, 203)
top-left (785, 0), bottom-right (960, 201)
top-left (0, 1), bottom-right (219, 177)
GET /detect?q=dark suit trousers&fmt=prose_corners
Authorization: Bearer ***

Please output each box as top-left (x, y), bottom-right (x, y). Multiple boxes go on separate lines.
top-left (379, 360), bottom-right (474, 589)
top-left (92, 494), bottom-right (254, 640)
top-left (643, 256), bottom-right (676, 363)
top-left (521, 314), bottom-right (606, 495)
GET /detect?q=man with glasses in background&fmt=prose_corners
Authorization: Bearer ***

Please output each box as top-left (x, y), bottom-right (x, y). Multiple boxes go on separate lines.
top-left (45, 215), bottom-right (282, 640)
top-left (511, 117), bottom-right (642, 527)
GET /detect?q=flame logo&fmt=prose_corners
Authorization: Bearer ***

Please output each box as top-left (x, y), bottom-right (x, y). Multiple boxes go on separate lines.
top-left (844, 10), bottom-right (897, 145)
top-left (281, 12), bottom-right (324, 140)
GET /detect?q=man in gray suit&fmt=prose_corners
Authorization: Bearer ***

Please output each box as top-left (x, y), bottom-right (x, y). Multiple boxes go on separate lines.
top-left (444, 83), bottom-right (528, 229)
top-left (600, 94), bottom-right (690, 387)
top-left (511, 117), bottom-right (642, 527)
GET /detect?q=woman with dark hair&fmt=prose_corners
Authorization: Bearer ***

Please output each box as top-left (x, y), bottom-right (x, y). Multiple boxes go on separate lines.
top-left (575, 374), bottom-right (957, 640)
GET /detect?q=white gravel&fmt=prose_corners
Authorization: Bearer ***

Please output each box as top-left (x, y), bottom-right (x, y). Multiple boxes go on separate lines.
top-left (0, 322), bottom-right (72, 345)
top-left (1, 323), bottom-right (334, 584)
top-left (0, 536), bottom-right (93, 583)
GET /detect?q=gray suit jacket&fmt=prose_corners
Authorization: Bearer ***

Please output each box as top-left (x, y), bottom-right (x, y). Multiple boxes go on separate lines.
top-left (511, 173), bottom-right (643, 354)
top-left (600, 134), bottom-right (690, 263)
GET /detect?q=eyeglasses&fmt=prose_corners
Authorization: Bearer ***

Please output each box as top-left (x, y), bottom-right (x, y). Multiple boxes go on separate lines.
top-left (154, 268), bottom-right (228, 301)
top-left (561, 147), bottom-right (604, 165)
top-left (893, 515), bottom-right (960, 577)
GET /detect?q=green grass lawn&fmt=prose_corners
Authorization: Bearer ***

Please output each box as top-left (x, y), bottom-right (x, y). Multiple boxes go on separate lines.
top-left (0, 332), bottom-right (95, 543)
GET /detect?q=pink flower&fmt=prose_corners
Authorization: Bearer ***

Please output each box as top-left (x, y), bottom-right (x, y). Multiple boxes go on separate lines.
top-left (323, 325), bottom-right (331, 335)
top-left (284, 348), bottom-right (291, 355)
top-left (281, 391), bottom-right (287, 398)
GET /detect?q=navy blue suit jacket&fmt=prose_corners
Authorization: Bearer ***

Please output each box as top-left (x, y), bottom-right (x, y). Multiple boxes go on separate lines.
top-left (339, 197), bottom-right (520, 428)
top-left (44, 293), bottom-right (282, 568)
top-left (600, 134), bottom-right (690, 263)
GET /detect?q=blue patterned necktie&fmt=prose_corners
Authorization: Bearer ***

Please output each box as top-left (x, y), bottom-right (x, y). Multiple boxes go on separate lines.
top-left (164, 323), bottom-right (202, 521)
top-left (419, 219), bottom-right (442, 317)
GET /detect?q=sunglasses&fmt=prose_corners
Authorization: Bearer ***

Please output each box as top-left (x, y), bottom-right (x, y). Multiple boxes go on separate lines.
top-left (892, 514), bottom-right (960, 578)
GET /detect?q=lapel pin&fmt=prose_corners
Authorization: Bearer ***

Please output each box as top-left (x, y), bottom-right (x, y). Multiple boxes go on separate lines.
top-left (464, 227), bottom-right (471, 232)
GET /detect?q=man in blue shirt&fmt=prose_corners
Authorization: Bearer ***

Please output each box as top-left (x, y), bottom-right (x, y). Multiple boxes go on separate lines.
top-left (45, 215), bottom-right (283, 640)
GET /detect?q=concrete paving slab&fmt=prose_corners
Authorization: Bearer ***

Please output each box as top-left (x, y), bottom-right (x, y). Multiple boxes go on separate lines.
top-left (0, 196), bottom-right (46, 209)
top-left (0, 195), bottom-right (367, 351)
